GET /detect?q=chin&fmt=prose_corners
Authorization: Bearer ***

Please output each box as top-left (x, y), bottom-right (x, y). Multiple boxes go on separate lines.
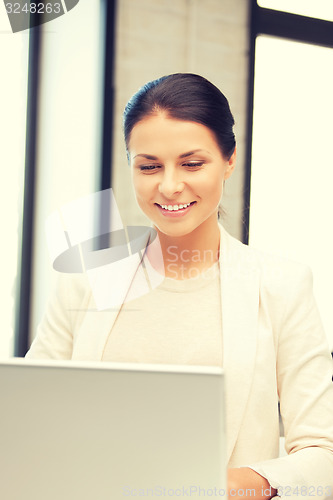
top-left (153, 221), bottom-right (198, 239)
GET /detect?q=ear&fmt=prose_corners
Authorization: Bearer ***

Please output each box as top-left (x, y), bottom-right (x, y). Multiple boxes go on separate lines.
top-left (224, 147), bottom-right (236, 180)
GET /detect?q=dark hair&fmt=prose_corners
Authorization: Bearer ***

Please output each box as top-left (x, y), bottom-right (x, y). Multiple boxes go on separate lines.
top-left (123, 73), bottom-right (236, 161)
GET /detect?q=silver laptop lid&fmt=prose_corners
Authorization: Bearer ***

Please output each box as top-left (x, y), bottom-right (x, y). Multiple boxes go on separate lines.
top-left (0, 359), bottom-right (226, 500)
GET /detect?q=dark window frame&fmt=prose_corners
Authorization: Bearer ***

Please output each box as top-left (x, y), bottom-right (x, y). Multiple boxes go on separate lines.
top-left (243, 0), bottom-right (333, 244)
top-left (14, 23), bottom-right (41, 357)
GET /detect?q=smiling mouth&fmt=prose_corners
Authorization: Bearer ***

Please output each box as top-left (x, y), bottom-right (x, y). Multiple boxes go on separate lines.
top-left (155, 202), bottom-right (196, 212)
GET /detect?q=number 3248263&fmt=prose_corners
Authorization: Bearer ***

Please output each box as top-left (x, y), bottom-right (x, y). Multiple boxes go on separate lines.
top-left (277, 486), bottom-right (332, 497)
top-left (5, 3), bottom-right (61, 14)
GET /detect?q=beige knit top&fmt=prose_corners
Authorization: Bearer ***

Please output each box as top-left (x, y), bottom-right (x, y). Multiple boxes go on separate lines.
top-left (102, 262), bottom-right (223, 367)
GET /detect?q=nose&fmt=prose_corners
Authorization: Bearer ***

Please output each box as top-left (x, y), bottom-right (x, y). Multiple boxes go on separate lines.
top-left (158, 168), bottom-right (184, 198)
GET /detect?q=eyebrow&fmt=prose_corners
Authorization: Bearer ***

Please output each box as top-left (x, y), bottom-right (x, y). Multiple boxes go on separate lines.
top-left (134, 149), bottom-right (210, 160)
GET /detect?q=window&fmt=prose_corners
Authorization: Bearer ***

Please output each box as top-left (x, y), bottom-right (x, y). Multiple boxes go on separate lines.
top-left (248, 6), bottom-right (333, 349)
top-left (0, 15), bottom-right (29, 356)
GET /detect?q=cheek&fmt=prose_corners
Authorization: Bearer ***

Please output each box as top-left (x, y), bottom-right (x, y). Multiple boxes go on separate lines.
top-left (131, 172), bottom-right (143, 195)
top-left (198, 176), bottom-right (224, 202)
top-left (132, 176), bottom-right (153, 203)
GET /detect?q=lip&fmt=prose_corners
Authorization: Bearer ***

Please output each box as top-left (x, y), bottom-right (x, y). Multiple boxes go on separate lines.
top-left (155, 201), bottom-right (196, 218)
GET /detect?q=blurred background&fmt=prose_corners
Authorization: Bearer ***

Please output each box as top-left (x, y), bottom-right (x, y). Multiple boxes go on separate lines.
top-left (1, 0), bottom-right (332, 357)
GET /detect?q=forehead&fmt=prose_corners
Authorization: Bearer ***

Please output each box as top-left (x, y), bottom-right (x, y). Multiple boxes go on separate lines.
top-left (128, 113), bottom-right (221, 157)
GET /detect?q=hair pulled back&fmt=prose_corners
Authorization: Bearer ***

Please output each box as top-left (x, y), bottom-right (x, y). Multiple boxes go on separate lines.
top-left (123, 73), bottom-right (236, 161)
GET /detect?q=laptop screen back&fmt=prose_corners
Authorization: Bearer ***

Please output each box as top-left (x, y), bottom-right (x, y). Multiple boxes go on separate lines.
top-left (0, 359), bottom-right (226, 500)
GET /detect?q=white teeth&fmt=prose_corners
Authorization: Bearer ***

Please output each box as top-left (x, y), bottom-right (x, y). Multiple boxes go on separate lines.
top-left (160, 203), bottom-right (191, 211)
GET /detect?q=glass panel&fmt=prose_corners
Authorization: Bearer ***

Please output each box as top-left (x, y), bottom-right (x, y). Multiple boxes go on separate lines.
top-left (249, 35), bottom-right (333, 349)
top-left (258, 0), bottom-right (333, 22)
top-left (29, 0), bottom-right (102, 345)
top-left (0, 15), bottom-right (29, 356)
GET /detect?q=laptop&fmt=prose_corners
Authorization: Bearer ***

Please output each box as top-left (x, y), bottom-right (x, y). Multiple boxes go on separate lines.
top-left (0, 359), bottom-right (226, 500)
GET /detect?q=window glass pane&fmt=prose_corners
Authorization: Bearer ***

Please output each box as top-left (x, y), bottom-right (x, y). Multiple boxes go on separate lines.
top-left (249, 35), bottom-right (333, 349)
top-left (0, 15), bottom-right (29, 356)
top-left (29, 0), bottom-right (102, 346)
top-left (258, 0), bottom-right (333, 22)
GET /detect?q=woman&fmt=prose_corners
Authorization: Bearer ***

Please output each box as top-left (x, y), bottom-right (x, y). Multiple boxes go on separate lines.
top-left (26, 74), bottom-right (333, 498)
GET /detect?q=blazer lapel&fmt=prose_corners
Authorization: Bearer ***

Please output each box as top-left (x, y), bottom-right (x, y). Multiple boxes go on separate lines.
top-left (219, 225), bottom-right (260, 462)
top-left (72, 228), bottom-right (159, 360)
top-left (71, 254), bottom-right (142, 360)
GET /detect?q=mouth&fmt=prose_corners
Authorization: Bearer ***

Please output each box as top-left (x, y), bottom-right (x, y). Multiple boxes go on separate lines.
top-left (154, 201), bottom-right (196, 218)
top-left (155, 201), bottom-right (196, 212)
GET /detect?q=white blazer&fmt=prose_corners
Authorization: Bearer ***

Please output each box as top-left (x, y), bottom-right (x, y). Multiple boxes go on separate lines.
top-left (27, 225), bottom-right (333, 497)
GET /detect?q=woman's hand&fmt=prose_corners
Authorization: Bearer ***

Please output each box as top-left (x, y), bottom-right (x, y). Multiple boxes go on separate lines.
top-left (228, 468), bottom-right (277, 500)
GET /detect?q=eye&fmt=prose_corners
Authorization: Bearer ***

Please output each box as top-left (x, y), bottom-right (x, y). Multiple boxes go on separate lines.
top-left (182, 161), bottom-right (204, 169)
top-left (139, 165), bottom-right (160, 172)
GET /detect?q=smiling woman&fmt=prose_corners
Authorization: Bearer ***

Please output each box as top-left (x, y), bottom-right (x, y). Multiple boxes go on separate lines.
top-left (26, 73), bottom-right (333, 499)
top-left (125, 74), bottom-right (236, 278)
top-left (129, 114), bottom-right (235, 272)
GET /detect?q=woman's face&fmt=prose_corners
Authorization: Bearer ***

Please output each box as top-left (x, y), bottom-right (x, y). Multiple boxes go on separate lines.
top-left (129, 112), bottom-right (235, 239)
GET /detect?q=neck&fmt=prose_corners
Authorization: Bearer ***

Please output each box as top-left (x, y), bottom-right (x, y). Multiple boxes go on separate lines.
top-left (153, 216), bottom-right (221, 279)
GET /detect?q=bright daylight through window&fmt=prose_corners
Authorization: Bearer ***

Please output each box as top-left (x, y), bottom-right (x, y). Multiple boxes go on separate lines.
top-left (249, 35), bottom-right (333, 349)
top-left (0, 11), bottom-right (29, 356)
top-left (258, 0), bottom-right (333, 22)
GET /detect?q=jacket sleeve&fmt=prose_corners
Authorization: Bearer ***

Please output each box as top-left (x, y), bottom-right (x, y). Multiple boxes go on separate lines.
top-left (25, 273), bottom-right (90, 359)
top-left (249, 264), bottom-right (333, 499)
